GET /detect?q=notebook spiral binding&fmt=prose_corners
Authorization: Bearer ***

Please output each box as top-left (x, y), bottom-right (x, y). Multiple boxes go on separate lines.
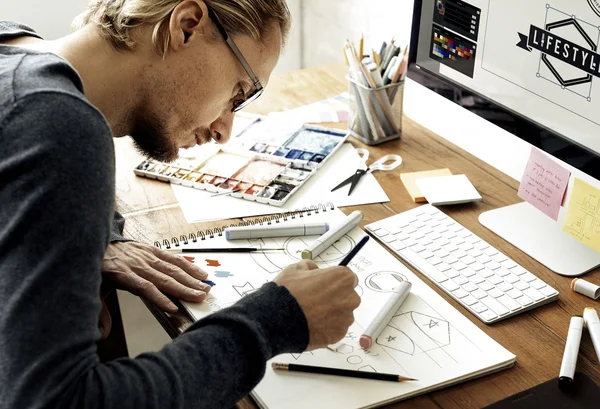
top-left (154, 202), bottom-right (335, 250)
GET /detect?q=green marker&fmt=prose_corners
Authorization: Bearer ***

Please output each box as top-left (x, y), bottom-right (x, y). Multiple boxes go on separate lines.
top-left (301, 211), bottom-right (363, 260)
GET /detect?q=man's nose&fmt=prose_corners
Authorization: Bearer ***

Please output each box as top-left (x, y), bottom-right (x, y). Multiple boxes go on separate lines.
top-left (210, 111), bottom-right (235, 144)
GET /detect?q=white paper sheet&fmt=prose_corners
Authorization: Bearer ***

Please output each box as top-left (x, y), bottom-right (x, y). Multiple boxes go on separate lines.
top-left (181, 208), bottom-right (516, 409)
top-left (171, 143), bottom-right (390, 223)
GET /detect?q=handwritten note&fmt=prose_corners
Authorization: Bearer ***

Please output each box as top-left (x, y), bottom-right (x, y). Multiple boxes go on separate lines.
top-left (562, 178), bottom-right (600, 252)
top-left (517, 147), bottom-right (571, 221)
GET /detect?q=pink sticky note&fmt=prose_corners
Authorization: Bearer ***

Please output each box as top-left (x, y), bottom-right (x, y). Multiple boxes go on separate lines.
top-left (517, 147), bottom-right (571, 221)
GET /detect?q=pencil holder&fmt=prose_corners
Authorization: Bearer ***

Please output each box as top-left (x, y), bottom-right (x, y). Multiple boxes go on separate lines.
top-left (347, 76), bottom-right (403, 145)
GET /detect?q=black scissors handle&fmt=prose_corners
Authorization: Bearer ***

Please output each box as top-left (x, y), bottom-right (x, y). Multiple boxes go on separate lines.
top-left (331, 169), bottom-right (368, 195)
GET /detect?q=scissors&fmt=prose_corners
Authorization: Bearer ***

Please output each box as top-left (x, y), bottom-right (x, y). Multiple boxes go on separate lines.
top-left (331, 148), bottom-right (403, 195)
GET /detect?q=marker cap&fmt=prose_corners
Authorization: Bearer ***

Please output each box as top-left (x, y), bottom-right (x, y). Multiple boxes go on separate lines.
top-left (301, 249), bottom-right (313, 260)
top-left (571, 278), bottom-right (600, 300)
top-left (359, 335), bottom-right (373, 349)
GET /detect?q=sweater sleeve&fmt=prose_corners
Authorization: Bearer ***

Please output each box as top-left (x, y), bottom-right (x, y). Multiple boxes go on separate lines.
top-left (0, 93), bottom-right (309, 409)
top-left (109, 210), bottom-right (132, 242)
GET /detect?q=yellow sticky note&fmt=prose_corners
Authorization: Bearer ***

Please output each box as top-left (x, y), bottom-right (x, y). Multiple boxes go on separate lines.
top-left (400, 169), bottom-right (452, 202)
top-left (562, 178), bottom-right (600, 252)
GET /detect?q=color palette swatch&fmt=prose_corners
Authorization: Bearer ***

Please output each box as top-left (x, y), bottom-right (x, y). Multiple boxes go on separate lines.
top-left (432, 32), bottom-right (473, 60)
top-left (134, 123), bottom-right (348, 207)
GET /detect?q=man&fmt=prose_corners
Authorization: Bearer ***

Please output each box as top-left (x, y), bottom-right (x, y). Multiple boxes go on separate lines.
top-left (0, 1), bottom-right (361, 408)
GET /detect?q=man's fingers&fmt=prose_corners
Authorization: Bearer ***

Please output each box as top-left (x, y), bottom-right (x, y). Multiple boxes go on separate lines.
top-left (127, 275), bottom-right (179, 313)
top-left (297, 259), bottom-right (319, 271)
top-left (146, 267), bottom-right (208, 303)
top-left (151, 259), bottom-right (211, 292)
top-left (154, 248), bottom-right (209, 280)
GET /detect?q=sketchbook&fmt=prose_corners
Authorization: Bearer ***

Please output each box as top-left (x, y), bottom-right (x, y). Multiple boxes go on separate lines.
top-left (164, 205), bottom-right (516, 409)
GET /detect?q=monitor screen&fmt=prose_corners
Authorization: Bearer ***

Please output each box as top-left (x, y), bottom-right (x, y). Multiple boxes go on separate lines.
top-left (408, 0), bottom-right (600, 179)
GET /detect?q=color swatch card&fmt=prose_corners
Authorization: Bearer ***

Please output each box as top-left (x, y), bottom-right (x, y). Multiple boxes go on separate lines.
top-left (134, 121), bottom-right (348, 207)
top-left (517, 147), bottom-right (571, 221)
top-left (562, 178), bottom-right (600, 252)
top-left (400, 168), bottom-right (453, 203)
top-left (415, 174), bottom-right (482, 205)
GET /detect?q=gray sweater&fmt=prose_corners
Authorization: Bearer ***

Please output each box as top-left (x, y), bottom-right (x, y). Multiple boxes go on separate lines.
top-left (0, 21), bottom-right (308, 409)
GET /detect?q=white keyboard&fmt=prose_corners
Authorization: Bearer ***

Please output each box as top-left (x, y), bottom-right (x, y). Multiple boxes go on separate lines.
top-left (365, 205), bottom-right (559, 324)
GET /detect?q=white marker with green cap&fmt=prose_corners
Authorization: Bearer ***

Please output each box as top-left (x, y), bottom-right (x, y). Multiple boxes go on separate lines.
top-left (301, 211), bottom-right (363, 260)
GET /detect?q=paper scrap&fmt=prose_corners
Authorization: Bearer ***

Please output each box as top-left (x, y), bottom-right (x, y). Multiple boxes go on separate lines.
top-left (517, 147), bottom-right (571, 221)
top-left (562, 178), bottom-right (600, 252)
top-left (400, 168), bottom-right (452, 202)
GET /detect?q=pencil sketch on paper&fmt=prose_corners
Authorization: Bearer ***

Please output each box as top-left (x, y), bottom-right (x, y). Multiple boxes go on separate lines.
top-left (364, 271), bottom-right (408, 292)
top-left (246, 235), bottom-right (356, 274)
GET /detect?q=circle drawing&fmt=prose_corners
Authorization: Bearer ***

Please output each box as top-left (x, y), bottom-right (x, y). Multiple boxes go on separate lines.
top-left (365, 271), bottom-right (408, 292)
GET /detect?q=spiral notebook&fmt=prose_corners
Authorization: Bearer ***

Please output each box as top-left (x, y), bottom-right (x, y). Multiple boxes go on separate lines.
top-left (157, 204), bottom-right (516, 409)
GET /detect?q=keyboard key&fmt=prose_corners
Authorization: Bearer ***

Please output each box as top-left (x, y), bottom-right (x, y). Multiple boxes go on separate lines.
top-left (429, 232), bottom-right (442, 241)
top-left (387, 225), bottom-right (402, 235)
top-left (489, 288), bottom-right (504, 298)
top-left (443, 231), bottom-right (457, 240)
top-left (480, 310), bottom-right (498, 322)
top-left (436, 263), bottom-right (452, 272)
top-left (470, 274), bottom-right (485, 284)
top-left (531, 279), bottom-right (547, 290)
top-left (476, 254), bottom-right (492, 264)
top-left (391, 241), bottom-right (407, 251)
top-left (454, 276), bottom-right (469, 286)
top-left (471, 302), bottom-right (488, 313)
top-left (510, 266), bottom-right (528, 276)
top-left (436, 238), bottom-right (451, 247)
top-left (521, 272), bottom-right (537, 283)
top-left (444, 244), bottom-right (459, 253)
top-left (451, 237), bottom-right (466, 246)
top-left (488, 275), bottom-right (503, 285)
top-left (404, 239), bottom-right (418, 247)
top-left (427, 270), bottom-right (449, 283)
top-left (453, 261), bottom-right (468, 271)
top-left (480, 296), bottom-right (510, 316)
top-left (462, 256), bottom-right (477, 265)
top-left (412, 244), bottom-right (426, 253)
top-left (382, 235), bottom-right (397, 243)
top-left (484, 247), bottom-right (499, 256)
top-left (492, 253), bottom-right (508, 263)
top-left (418, 237), bottom-right (433, 246)
top-left (501, 259), bottom-right (517, 269)
top-left (442, 280), bottom-right (460, 292)
top-left (523, 288), bottom-right (544, 302)
top-left (453, 288), bottom-right (469, 299)
top-left (468, 248), bottom-right (483, 258)
top-left (498, 282), bottom-right (513, 292)
top-left (487, 261), bottom-right (501, 270)
top-left (443, 255), bottom-right (459, 264)
top-left (514, 281), bottom-right (530, 291)
top-left (458, 229), bottom-right (472, 238)
top-left (496, 268), bottom-right (511, 277)
top-left (466, 235), bottom-right (482, 244)
top-left (479, 269), bottom-right (494, 278)
top-left (375, 230), bottom-right (389, 237)
top-left (462, 295), bottom-right (478, 306)
top-left (505, 274), bottom-right (520, 284)
top-left (460, 243), bottom-right (475, 252)
top-left (472, 289), bottom-right (488, 299)
top-left (427, 243), bottom-right (441, 252)
top-left (412, 231), bottom-right (426, 240)
top-left (470, 262), bottom-right (485, 272)
top-left (507, 289), bottom-right (523, 299)
top-left (462, 268), bottom-right (477, 278)
top-left (463, 282), bottom-right (478, 292)
top-left (479, 281), bottom-right (494, 291)
top-left (453, 249), bottom-right (468, 258)
top-left (540, 286), bottom-right (558, 297)
top-left (475, 241), bottom-right (490, 250)
top-left (516, 295), bottom-right (533, 306)
top-left (428, 256), bottom-right (443, 265)
top-left (497, 295), bottom-right (521, 311)
top-left (434, 249), bottom-right (450, 258)
top-left (444, 269), bottom-right (460, 279)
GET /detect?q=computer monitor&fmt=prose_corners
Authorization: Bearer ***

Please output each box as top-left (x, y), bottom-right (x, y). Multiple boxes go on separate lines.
top-left (406, 0), bottom-right (600, 276)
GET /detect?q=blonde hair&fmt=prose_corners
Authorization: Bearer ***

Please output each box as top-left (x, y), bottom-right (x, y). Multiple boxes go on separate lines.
top-left (72, 0), bottom-right (291, 57)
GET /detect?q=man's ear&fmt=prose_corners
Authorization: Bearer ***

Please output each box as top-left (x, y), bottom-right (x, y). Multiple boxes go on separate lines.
top-left (168, 0), bottom-right (210, 51)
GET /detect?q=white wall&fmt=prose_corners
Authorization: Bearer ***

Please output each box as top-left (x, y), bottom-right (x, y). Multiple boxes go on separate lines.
top-left (301, 0), bottom-right (415, 68)
top-left (0, 0), bottom-right (89, 39)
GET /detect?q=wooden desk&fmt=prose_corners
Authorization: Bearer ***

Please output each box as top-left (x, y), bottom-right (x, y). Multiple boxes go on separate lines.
top-left (115, 63), bottom-right (600, 408)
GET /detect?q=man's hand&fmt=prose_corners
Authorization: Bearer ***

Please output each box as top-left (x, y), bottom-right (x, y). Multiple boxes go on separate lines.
top-left (102, 241), bottom-right (211, 313)
top-left (273, 260), bottom-right (361, 350)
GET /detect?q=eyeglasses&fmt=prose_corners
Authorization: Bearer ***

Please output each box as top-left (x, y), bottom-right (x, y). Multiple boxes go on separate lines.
top-left (207, 8), bottom-right (264, 112)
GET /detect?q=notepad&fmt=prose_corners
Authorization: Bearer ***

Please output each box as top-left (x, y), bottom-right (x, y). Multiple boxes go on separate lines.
top-left (416, 174), bottom-right (482, 205)
top-left (400, 168), bottom-right (453, 202)
top-left (175, 207), bottom-right (515, 409)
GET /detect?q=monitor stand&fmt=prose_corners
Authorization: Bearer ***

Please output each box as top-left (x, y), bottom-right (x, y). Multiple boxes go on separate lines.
top-left (479, 202), bottom-right (600, 277)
